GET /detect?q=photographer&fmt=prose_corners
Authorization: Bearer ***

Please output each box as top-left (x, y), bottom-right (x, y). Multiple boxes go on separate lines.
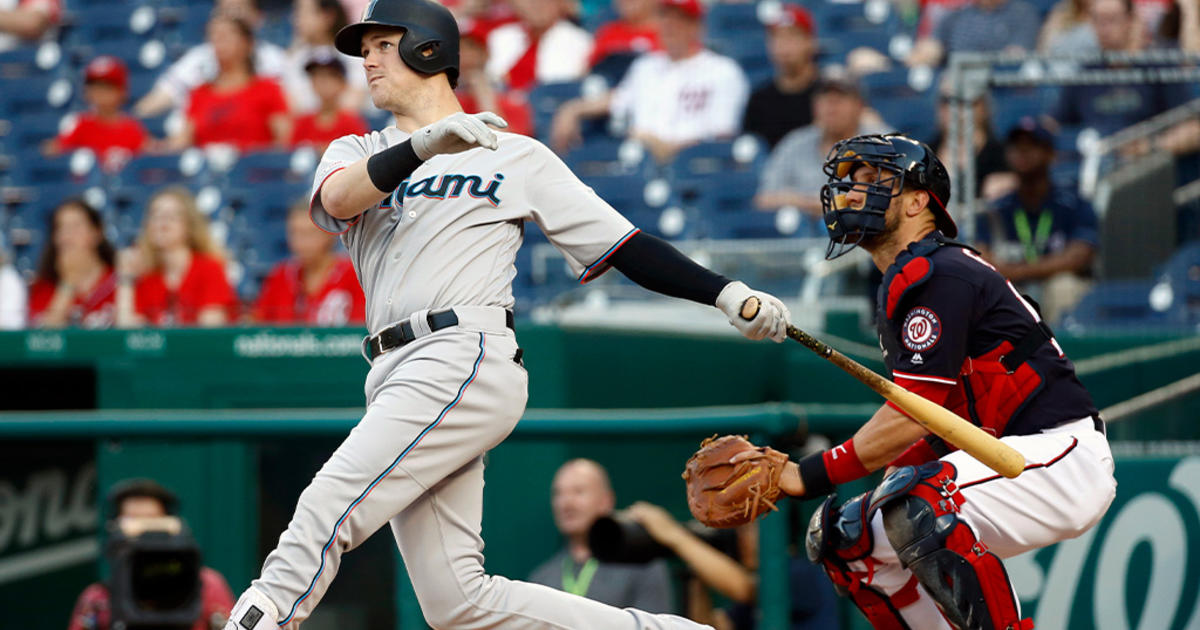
top-left (625, 503), bottom-right (839, 630)
top-left (68, 479), bottom-right (234, 630)
top-left (528, 459), bottom-right (675, 612)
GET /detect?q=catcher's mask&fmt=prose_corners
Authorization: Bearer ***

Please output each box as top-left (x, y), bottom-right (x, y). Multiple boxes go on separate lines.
top-left (820, 133), bottom-right (954, 259)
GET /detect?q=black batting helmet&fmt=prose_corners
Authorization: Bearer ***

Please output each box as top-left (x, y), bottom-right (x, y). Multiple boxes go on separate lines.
top-left (335, 0), bottom-right (460, 87)
top-left (819, 133), bottom-right (954, 259)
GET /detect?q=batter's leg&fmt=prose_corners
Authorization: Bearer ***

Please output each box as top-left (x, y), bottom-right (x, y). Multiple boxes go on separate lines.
top-left (392, 456), bottom-right (713, 630)
top-left (228, 331), bottom-right (524, 630)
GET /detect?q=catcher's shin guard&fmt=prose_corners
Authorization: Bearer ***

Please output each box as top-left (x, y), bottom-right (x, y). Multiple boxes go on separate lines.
top-left (876, 462), bottom-right (1034, 630)
top-left (806, 494), bottom-right (917, 629)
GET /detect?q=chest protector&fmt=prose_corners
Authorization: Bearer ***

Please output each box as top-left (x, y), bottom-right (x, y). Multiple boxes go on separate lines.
top-left (877, 233), bottom-right (1052, 438)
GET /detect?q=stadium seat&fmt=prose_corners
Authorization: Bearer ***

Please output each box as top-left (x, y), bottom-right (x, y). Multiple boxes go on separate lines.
top-left (227, 150), bottom-right (309, 187)
top-left (564, 136), bottom-right (647, 177)
top-left (668, 138), bottom-right (765, 201)
top-left (1059, 279), bottom-right (1168, 329)
top-left (0, 75), bottom-right (72, 117)
top-left (590, 52), bottom-right (637, 87)
top-left (117, 153), bottom-right (207, 188)
top-left (862, 69), bottom-right (938, 141)
top-left (706, 3), bottom-right (762, 37)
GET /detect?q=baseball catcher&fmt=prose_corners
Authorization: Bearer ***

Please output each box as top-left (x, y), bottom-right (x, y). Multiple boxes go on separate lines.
top-left (684, 134), bottom-right (1116, 630)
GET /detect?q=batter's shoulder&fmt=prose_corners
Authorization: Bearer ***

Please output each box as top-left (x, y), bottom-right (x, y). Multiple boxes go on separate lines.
top-left (927, 243), bottom-right (1001, 286)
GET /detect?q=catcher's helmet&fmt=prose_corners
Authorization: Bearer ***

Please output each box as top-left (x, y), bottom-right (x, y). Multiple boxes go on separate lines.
top-left (335, 0), bottom-right (460, 87)
top-left (819, 133), bottom-right (954, 259)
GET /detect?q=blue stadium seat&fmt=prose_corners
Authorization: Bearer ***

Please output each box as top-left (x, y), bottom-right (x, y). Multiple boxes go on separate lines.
top-left (811, 1), bottom-right (903, 58)
top-left (1060, 279), bottom-right (1167, 329)
top-left (227, 150), bottom-right (308, 187)
top-left (704, 208), bottom-right (785, 239)
top-left (4, 111), bottom-right (66, 154)
top-left (117, 153), bottom-right (206, 188)
top-left (862, 69), bottom-right (938, 141)
top-left (0, 76), bottom-right (71, 117)
top-left (529, 81), bottom-right (598, 141)
top-left (707, 3), bottom-right (762, 37)
top-left (63, 7), bottom-right (140, 52)
top-left (564, 136), bottom-right (648, 177)
top-left (668, 138), bottom-right (765, 201)
top-left (590, 52), bottom-right (637, 87)
top-left (1157, 241), bottom-right (1200, 325)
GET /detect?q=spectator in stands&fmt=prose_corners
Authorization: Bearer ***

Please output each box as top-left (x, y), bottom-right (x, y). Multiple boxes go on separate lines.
top-left (0, 0), bottom-right (59, 53)
top-left (528, 459), bottom-right (675, 612)
top-left (742, 4), bottom-right (819, 149)
top-left (456, 24), bottom-right (534, 136)
top-left (115, 187), bottom-right (236, 328)
top-left (587, 0), bottom-right (661, 74)
top-left (929, 78), bottom-right (1015, 201)
top-left (1038, 0), bottom-right (1100, 56)
top-left (252, 202), bottom-right (365, 325)
top-left (550, 0), bottom-right (749, 163)
top-left (68, 478), bottom-right (235, 630)
top-left (289, 48), bottom-right (369, 150)
top-left (906, 0), bottom-right (1042, 67)
top-left (28, 199), bottom-right (117, 329)
top-left (625, 502), bottom-right (840, 630)
top-left (1159, 0), bottom-right (1200, 51)
top-left (0, 237), bottom-right (26, 329)
top-left (43, 56), bottom-right (148, 166)
top-left (754, 72), bottom-right (889, 222)
top-left (1049, 0), bottom-right (1200, 152)
top-left (285, 0), bottom-right (367, 113)
top-left (165, 11), bottom-right (291, 151)
top-left (486, 0), bottom-right (594, 92)
top-left (975, 118), bottom-right (1099, 323)
top-left (134, 0), bottom-right (288, 118)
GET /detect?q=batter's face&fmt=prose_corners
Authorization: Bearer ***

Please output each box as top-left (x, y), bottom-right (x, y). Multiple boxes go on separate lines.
top-left (550, 462), bottom-right (615, 538)
top-left (361, 27), bottom-right (418, 111)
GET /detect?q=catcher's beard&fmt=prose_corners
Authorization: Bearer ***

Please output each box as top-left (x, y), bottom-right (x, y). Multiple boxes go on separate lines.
top-left (857, 204), bottom-right (901, 252)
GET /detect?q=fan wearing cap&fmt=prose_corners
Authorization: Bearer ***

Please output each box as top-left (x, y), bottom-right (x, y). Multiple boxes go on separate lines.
top-left (973, 118), bottom-right (1099, 324)
top-left (43, 56), bottom-right (148, 163)
top-left (754, 70), bottom-right (889, 223)
top-left (587, 0), bottom-right (661, 71)
top-left (455, 23), bottom-right (534, 136)
top-left (551, 0), bottom-right (748, 163)
top-left (741, 4), bottom-right (818, 149)
top-left (484, 0), bottom-right (593, 91)
top-left (290, 48), bottom-right (369, 150)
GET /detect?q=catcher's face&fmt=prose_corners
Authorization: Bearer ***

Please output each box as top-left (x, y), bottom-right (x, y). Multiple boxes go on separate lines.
top-left (551, 462), bottom-right (615, 537)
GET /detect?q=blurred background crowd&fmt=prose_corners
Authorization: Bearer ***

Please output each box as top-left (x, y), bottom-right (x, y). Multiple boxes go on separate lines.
top-left (0, 0), bottom-right (1197, 332)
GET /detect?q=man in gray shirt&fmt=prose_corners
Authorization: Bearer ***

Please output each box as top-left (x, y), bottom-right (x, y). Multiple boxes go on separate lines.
top-left (907, 0), bottom-right (1042, 67)
top-left (529, 459), bottom-right (674, 613)
top-left (755, 73), bottom-right (890, 235)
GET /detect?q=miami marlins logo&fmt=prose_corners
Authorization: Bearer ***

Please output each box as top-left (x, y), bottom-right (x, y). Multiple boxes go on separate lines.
top-left (381, 172), bottom-right (506, 209)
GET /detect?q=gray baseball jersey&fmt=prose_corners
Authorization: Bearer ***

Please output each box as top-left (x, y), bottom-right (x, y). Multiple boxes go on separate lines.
top-left (235, 127), bottom-right (711, 630)
top-left (310, 128), bottom-right (638, 333)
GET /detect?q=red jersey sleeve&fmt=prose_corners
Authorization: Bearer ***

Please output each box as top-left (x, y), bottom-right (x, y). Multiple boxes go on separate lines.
top-left (253, 264), bottom-right (295, 322)
top-left (191, 255), bottom-right (236, 311)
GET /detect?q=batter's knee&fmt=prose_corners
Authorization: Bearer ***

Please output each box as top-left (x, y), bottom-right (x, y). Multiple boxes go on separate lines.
top-left (415, 568), bottom-right (500, 630)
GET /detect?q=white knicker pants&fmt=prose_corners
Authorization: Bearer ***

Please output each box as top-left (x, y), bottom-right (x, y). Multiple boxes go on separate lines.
top-left (848, 418), bottom-right (1118, 628)
top-left (247, 312), bottom-right (709, 630)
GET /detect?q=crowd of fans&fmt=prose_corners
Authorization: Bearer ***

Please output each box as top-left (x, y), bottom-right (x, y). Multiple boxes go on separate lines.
top-left (0, 0), bottom-right (1197, 331)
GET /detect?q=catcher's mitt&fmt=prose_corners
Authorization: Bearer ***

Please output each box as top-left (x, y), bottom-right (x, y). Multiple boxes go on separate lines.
top-left (682, 435), bottom-right (790, 528)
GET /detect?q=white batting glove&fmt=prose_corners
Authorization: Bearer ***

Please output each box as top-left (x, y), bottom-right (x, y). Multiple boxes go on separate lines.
top-left (716, 281), bottom-right (791, 343)
top-left (410, 111), bottom-right (508, 160)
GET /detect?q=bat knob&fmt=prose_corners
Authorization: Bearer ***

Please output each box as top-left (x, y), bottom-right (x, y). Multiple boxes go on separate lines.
top-left (740, 296), bottom-right (761, 321)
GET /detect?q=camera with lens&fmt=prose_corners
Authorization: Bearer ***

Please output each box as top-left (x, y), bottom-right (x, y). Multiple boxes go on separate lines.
top-left (588, 515), bottom-right (740, 564)
top-left (105, 516), bottom-right (203, 630)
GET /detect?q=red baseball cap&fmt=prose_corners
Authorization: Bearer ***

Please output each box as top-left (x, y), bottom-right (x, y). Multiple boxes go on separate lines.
top-left (84, 55), bottom-right (128, 90)
top-left (659, 0), bottom-right (705, 19)
top-left (765, 4), bottom-right (816, 35)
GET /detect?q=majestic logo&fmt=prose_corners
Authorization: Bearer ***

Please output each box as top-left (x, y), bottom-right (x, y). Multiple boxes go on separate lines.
top-left (381, 172), bottom-right (505, 210)
top-left (240, 606), bottom-right (264, 629)
top-left (902, 307), bottom-right (941, 352)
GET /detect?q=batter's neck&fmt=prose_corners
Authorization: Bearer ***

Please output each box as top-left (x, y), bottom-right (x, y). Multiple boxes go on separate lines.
top-left (392, 88), bottom-right (465, 133)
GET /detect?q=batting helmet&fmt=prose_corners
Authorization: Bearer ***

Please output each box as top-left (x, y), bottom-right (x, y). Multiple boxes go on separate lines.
top-left (819, 133), bottom-right (955, 259)
top-left (335, 0), bottom-right (460, 87)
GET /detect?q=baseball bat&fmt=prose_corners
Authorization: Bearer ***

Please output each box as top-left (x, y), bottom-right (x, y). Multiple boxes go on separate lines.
top-left (739, 297), bottom-right (1025, 479)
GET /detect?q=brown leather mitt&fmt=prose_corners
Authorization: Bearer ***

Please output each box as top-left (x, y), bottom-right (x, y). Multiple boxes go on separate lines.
top-left (682, 435), bottom-right (790, 529)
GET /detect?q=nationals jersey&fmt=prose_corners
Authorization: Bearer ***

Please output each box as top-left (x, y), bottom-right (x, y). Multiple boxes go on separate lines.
top-left (310, 130), bottom-right (637, 334)
top-left (610, 49), bottom-right (748, 145)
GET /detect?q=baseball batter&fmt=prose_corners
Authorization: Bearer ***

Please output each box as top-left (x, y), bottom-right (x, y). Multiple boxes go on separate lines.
top-left (222, 1), bottom-right (790, 629)
top-left (767, 134), bottom-right (1117, 629)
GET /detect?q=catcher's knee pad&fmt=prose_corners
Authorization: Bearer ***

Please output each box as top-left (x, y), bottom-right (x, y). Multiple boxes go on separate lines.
top-left (876, 462), bottom-right (1033, 630)
top-left (806, 494), bottom-right (917, 630)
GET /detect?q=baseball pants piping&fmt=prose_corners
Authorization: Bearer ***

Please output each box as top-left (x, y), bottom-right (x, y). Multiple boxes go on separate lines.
top-left (249, 324), bottom-right (710, 630)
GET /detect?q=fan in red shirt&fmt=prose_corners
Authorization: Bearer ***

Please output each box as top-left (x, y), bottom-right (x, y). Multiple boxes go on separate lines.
top-left (169, 11), bottom-right (291, 151)
top-left (43, 56), bottom-right (147, 165)
top-left (115, 187), bottom-right (237, 327)
top-left (27, 198), bottom-right (118, 328)
top-left (455, 25), bottom-right (533, 136)
top-left (589, 0), bottom-right (662, 67)
top-left (289, 48), bottom-right (369, 151)
top-left (253, 202), bottom-right (365, 325)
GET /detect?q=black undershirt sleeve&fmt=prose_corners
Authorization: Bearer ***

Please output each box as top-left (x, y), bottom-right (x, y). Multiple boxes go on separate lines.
top-left (365, 140), bottom-right (424, 193)
top-left (607, 231), bottom-right (731, 306)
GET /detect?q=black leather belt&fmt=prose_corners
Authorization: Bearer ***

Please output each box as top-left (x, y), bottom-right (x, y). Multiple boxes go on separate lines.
top-left (365, 309), bottom-right (514, 361)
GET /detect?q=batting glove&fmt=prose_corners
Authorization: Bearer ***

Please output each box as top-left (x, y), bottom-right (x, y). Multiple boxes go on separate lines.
top-left (410, 111), bottom-right (509, 160)
top-left (716, 281), bottom-right (791, 343)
